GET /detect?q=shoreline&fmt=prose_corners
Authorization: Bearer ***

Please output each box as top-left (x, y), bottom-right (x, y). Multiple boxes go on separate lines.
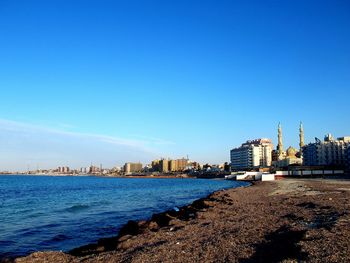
top-left (0, 182), bottom-right (249, 263)
top-left (13, 178), bottom-right (350, 262)
top-left (1, 178), bottom-right (246, 261)
top-left (68, 181), bottom-right (251, 257)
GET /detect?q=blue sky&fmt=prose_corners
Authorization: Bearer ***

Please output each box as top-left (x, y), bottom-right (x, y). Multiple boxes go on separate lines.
top-left (0, 0), bottom-right (349, 171)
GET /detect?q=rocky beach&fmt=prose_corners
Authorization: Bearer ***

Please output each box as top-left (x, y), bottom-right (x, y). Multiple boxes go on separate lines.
top-left (13, 178), bottom-right (350, 263)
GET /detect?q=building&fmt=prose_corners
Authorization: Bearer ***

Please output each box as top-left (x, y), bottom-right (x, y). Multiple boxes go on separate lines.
top-left (175, 158), bottom-right (188, 171)
top-left (169, 159), bottom-right (177, 172)
top-left (187, 161), bottom-right (201, 170)
top-left (230, 138), bottom-right (273, 170)
top-left (124, 162), bottom-right (143, 174)
top-left (152, 158), bottom-right (189, 173)
top-left (89, 165), bottom-right (100, 174)
top-left (347, 145), bottom-right (350, 171)
top-left (58, 166), bottom-right (70, 173)
top-left (159, 159), bottom-right (169, 173)
top-left (276, 147), bottom-right (302, 167)
top-left (302, 143), bottom-right (318, 166)
top-left (151, 160), bottom-right (160, 172)
top-left (302, 134), bottom-right (350, 168)
top-left (273, 123), bottom-right (303, 168)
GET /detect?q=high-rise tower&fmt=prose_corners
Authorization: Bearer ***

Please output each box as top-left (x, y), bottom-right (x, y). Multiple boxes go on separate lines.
top-left (277, 122), bottom-right (283, 158)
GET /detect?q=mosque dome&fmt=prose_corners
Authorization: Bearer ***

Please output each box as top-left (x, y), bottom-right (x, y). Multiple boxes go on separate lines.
top-left (286, 146), bottom-right (297, 157)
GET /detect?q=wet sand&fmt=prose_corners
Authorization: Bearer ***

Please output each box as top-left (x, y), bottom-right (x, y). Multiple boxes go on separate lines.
top-left (14, 179), bottom-right (350, 263)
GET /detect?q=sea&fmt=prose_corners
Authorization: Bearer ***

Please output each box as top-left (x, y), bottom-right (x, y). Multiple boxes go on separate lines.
top-left (0, 175), bottom-right (248, 258)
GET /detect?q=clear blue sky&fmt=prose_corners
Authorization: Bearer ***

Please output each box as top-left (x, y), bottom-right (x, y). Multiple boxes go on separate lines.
top-left (0, 0), bottom-right (349, 171)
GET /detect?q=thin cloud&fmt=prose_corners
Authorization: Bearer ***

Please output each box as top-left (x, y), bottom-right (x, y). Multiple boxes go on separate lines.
top-left (0, 118), bottom-right (173, 171)
top-left (0, 118), bottom-right (172, 150)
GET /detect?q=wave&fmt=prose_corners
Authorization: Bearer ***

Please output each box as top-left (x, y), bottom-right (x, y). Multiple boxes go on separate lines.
top-left (65, 204), bottom-right (90, 213)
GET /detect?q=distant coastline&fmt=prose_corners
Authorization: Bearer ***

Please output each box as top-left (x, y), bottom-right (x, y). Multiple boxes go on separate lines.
top-left (0, 173), bottom-right (192, 179)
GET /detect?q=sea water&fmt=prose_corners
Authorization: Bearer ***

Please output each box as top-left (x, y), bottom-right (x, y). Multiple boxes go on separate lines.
top-left (0, 175), bottom-right (248, 258)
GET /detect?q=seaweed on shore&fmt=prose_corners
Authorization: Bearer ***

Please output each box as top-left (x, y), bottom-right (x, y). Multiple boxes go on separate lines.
top-left (240, 226), bottom-right (308, 263)
top-left (69, 195), bottom-right (214, 257)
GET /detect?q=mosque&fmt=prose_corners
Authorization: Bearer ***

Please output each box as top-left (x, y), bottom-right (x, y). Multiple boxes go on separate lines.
top-left (272, 122), bottom-right (304, 168)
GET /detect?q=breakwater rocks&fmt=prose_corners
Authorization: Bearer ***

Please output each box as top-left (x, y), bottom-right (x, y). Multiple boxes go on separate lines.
top-left (15, 179), bottom-right (350, 262)
top-left (68, 197), bottom-right (213, 257)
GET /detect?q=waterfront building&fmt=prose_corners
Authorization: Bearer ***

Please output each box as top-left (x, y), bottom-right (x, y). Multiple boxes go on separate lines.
top-left (89, 165), bottom-right (100, 174)
top-left (176, 158), bottom-right (188, 171)
top-left (169, 159), bottom-right (177, 172)
top-left (273, 123), bottom-right (303, 168)
top-left (302, 134), bottom-right (350, 167)
top-left (230, 138), bottom-right (273, 170)
top-left (153, 158), bottom-right (189, 173)
top-left (159, 159), bottom-right (169, 173)
top-left (187, 161), bottom-right (201, 170)
top-left (347, 146), bottom-right (350, 171)
top-left (124, 162), bottom-right (143, 174)
top-left (276, 147), bottom-right (302, 167)
top-left (80, 167), bottom-right (89, 174)
top-left (58, 166), bottom-right (70, 173)
top-left (151, 159), bottom-right (160, 172)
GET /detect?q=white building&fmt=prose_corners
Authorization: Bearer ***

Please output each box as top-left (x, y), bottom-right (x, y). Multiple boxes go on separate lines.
top-left (230, 139), bottom-right (273, 170)
top-left (303, 134), bottom-right (350, 167)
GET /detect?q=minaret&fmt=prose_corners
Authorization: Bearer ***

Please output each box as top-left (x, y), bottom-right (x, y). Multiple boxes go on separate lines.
top-left (277, 122), bottom-right (283, 158)
top-left (299, 122), bottom-right (304, 158)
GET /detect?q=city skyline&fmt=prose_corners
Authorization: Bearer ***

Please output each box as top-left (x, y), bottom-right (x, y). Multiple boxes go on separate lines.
top-left (1, 118), bottom-right (348, 171)
top-left (1, 1), bottom-right (350, 171)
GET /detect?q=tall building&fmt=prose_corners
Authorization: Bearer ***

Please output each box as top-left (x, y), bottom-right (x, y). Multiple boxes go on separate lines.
top-left (302, 143), bottom-right (318, 166)
top-left (176, 158), bottom-right (188, 171)
top-left (152, 158), bottom-right (189, 172)
top-left (124, 162), bottom-right (143, 174)
top-left (169, 159), bottom-right (177, 172)
top-left (230, 139), bottom-right (273, 170)
top-left (302, 134), bottom-right (350, 167)
top-left (159, 159), bottom-right (169, 173)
